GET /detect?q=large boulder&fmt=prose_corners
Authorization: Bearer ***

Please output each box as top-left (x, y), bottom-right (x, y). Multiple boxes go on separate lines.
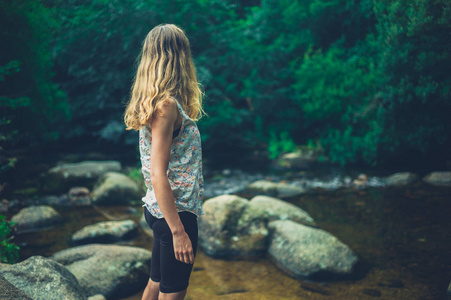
top-left (91, 172), bottom-right (141, 205)
top-left (0, 256), bottom-right (86, 300)
top-left (199, 194), bottom-right (319, 257)
top-left (43, 160), bottom-right (122, 193)
top-left (268, 220), bottom-right (359, 279)
top-left (198, 195), bottom-right (268, 256)
top-left (249, 195), bottom-right (317, 227)
top-left (423, 172), bottom-right (451, 187)
top-left (52, 244), bottom-right (151, 298)
top-left (10, 205), bottom-right (62, 234)
top-left (71, 220), bottom-right (138, 245)
top-left (385, 172), bottom-right (419, 186)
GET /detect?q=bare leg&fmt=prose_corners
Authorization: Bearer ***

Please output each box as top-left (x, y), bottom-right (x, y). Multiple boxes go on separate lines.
top-left (142, 278), bottom-right (159, 300)
top-left (159, 289), bottom-right (187, 300)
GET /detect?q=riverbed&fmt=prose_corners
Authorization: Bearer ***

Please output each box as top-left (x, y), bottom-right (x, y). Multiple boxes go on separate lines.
top-left (8, 168), bottom-right (451, 299)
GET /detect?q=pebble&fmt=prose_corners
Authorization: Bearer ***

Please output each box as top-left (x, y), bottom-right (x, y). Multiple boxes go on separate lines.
top-left (377, 278), bottom-right (404, 288)
top-left (362, 288), bottom-right (382, 297)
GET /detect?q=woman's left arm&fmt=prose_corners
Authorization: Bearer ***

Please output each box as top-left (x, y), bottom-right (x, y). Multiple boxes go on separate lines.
top-left (149, 98), bottom-right (195, 265)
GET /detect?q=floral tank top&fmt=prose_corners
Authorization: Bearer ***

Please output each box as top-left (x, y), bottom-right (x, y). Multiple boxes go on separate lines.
top-left (139, 97), bottom-right (204, 219)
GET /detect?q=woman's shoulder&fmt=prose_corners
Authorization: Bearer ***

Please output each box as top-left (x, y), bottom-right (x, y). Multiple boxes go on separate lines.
top-left (155, 97), bottom-right (178, 113)
top-left (154, 97), bottom-right (179, 122)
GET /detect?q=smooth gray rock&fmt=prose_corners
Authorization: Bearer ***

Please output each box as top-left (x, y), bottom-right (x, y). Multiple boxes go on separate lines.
top-left (276, 183), bottom-right (307, 198)
top-left (43, 160), bottom-right (121, 193)
top-left (268, 220), bottom-right (358, 279)
top-left (91, 172), bottom-right (141, 205)
top-left (423, 172), bottom-right (451, 187)
top-left (249, 195), bottom-right (317, 227)
top-left (385, 172), bottom-right (419, 186)
top-left (246, 180), bottom-right (278, 197)
top-left (71, 220), bottom-right (138, 245)
top-left (52, 244), bottom-right (151, 298)
top-left (198, 195), bottom-right (268, 256)
top-left (67, 187), bottom-right (92, 206)
top-left (244, 180), bottom-right (306, 198)
top-left (275, 151), bottom-right (317, 170)
top-left (0, 256), bottom-right (86, 300)
top-left (199, 194), bottom-right (318, 257)
top-left (10, 205), bottom-right (62, 234)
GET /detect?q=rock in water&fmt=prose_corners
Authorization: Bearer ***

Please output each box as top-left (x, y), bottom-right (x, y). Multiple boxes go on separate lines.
top-left (71, 220), bottom-right (138, 245)
top-left (199, 194), bottom-right (319, 257)
top-left (268, 220), bottom-right (358, 279)
top-left (275, 151), bottom-right (317, 170)
top-left (244, 180), bottom-right (306, 198)
top-left (249, 195), bottom-right (317, 227)
top-left (91, 172), bottom-right (142, 205)
top-left (51, 244), bottom-right (151, 298)
top-left (385, 172), bottom-right (419, 186)
top-left (10, 205), bottom-right (63, 234)
top-left (0, 256), bottom-right (86, 300)
top-left (276, 183), bottom-right (306, 198)
top-left (245, 180), bottom-right (279, 197)
top-left (198, 195), bottom-right (268, 256)
top-left (43, 160), bottom-right (122, 193)
top-left (423, 172), bottom-right (451, 187)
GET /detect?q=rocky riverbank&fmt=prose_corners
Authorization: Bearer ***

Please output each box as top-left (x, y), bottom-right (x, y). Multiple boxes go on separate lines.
top-left (1, 158), bottom-right (451, 299)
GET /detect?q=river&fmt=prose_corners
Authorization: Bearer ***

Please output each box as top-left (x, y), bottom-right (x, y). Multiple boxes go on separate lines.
top-left (7, 166), bottom-right (451, 299)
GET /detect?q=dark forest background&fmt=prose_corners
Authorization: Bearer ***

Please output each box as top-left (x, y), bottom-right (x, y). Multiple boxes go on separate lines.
top-left (1, 0), bottom-right (450, 178)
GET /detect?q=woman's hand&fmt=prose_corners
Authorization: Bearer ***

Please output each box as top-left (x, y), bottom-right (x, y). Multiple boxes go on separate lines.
top-left (172, 230), bottom-right (195, 264)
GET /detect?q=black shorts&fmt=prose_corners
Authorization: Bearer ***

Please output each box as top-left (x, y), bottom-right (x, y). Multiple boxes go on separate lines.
top-left (144, 208), bottom-right (198, 293)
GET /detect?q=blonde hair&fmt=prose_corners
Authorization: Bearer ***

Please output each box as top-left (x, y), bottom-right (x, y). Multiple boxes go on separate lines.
top-left (124, 24), bottom-right (206, 130)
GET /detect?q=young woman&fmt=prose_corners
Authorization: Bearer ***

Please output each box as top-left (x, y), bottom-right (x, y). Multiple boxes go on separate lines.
top-left (124, 24), bottom-right (206, 300)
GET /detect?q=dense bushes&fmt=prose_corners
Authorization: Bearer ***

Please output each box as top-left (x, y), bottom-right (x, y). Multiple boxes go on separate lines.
top-left (0, 215), bottom-right (19, 263)
top-left (2, 0), bottom-right (450, 168)
top-left (0, 0), bottom-right (69, 176)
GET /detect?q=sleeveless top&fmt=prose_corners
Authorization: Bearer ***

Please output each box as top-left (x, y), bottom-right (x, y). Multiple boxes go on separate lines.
top-left (139, 97), bottom-right (204, 219)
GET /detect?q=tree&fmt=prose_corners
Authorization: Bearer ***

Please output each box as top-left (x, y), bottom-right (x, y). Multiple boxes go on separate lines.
top-left (0, 0), bottom-right (68, 178)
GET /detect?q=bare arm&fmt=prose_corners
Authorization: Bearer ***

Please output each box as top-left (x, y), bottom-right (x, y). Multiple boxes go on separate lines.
top-left (150, 98), bottom-right (194, 264)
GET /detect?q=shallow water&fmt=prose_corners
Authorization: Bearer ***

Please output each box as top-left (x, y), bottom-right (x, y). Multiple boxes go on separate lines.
top-left (8, 178), bottom-right (451, 299)
top-left (202, 166), bottom-right (388, 199)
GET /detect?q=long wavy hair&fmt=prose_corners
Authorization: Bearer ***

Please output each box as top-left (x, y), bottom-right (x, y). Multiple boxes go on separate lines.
top-left (124, 24), bottom-right (205, 130)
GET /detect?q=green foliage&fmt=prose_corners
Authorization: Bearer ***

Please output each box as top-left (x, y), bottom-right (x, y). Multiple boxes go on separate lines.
top-left (0, 215), bottom-right (20, 264)
top-left (1, 0), bottom-right (449, 168)
top-left (268, 130), bottom-right (297, 159)
top-left (372, 0), bottom-right (451, 160)
top-left (0, 61), bottom-right (26, 173)
top-left (293, 42), bottom-right (383, 165)
top-left (0, 0), bottom-right (69, 144)
top-left (0, 61), bottom-right (27, 174)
